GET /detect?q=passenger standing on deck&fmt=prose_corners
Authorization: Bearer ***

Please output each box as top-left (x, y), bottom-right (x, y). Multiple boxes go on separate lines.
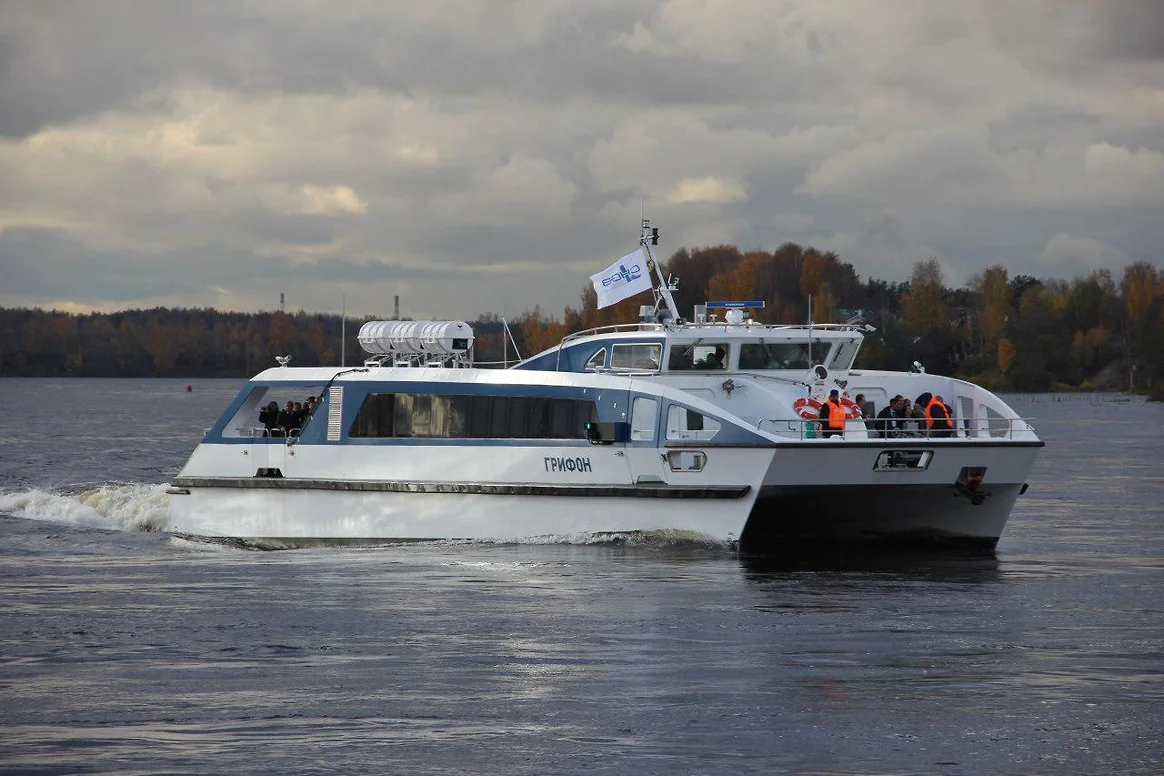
top-left (927, 394), bottom-right (955, 437)
top-left (876, 396), bottom-right (903, 437)
top-left (909, 396), bottom-right (928, 435)
top-left (819, 389), bottom-right (846, 438)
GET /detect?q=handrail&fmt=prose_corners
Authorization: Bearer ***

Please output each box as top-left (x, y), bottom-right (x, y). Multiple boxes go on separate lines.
top-left (757, 416), bottom-right (1038, 441)
top-left (557, 320), bottom-right (868, 347)
top-left (559, 322), bottom-right (667, 345)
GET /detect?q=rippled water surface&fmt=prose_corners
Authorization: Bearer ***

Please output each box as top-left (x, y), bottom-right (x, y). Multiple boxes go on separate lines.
top-left (1, 379), bottom-right (1162, 774)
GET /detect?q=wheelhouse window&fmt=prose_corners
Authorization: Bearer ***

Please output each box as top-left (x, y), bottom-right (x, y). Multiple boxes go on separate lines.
top-left (667, 343), bottom-right (730, 371)
top-left (584, 348), bottom-right (606, 371)
top-left (350, 393), bottom-right (597, 439)
top-left (828, 340), bottom-right (860, 370)
top-left (737, 342), bottom-right (812, 370)
top-left (610, 343), bottom-right (661, 371)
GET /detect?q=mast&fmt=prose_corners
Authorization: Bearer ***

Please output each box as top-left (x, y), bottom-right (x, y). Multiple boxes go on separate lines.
top-left (640, 218), bottom-right (679, 322)
top-left (807, 293), bottom-right (813, 364)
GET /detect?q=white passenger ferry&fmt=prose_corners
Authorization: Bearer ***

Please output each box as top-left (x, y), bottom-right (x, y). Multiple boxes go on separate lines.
top-left (168, 222), bottom-right (1042, 550)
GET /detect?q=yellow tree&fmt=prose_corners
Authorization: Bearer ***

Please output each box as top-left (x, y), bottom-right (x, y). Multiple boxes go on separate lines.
top-left (977, 264), bottom-right (1011, 349)
top-left (902, 259), bottom-right (947, 331)
top-left (270, 311), bottom-right (294, 353)
top-left (1121, 261), bottom-right (1162, 357)
top-left (998, 337), bottom-right (1016, 374)
top-left (799, 249), bottom-right (835, 322)
top-left (516, 306), bottom-right (567, 356)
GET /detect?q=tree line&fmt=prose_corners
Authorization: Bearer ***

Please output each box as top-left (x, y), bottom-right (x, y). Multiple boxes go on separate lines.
top-left (2, 242), bottom-right (1161, 397)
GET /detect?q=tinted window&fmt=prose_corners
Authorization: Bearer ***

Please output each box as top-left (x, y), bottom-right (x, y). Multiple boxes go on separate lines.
top-left (350, 393), bottom-right (597, 439)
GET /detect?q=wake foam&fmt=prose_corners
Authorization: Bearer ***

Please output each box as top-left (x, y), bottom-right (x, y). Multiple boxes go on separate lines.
top-left (0, 483), bottom-right (170, 533)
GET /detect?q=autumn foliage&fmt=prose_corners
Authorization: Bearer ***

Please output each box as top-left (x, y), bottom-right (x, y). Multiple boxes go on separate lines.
top-left (2, 246), bottom-right (1162, 396)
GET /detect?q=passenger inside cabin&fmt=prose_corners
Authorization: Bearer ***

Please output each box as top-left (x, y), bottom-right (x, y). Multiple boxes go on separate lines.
top-left (258, 401), bottom-right (280, 434)
top-left (277, 400), bottom-right (297, 436)
top-left (702, 346), bottom-right (727, 369)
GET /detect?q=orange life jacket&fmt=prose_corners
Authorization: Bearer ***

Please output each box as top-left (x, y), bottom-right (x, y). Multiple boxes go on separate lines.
top-left (826, 398), bottom-right (846, 430)
top-left (925, 397), bottom-right (952, 430)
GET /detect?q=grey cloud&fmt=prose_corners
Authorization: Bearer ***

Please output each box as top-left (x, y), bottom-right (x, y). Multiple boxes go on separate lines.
top-left (1, 1), bottom-right (1161, 318)
top-left (0, 1), bottom-right (837, 139)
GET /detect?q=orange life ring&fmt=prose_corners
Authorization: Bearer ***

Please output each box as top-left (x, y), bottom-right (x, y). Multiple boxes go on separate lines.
top-left (840, 396), bottom-right (860, 418)
top-left (793, 397), bottom-right (822, 419)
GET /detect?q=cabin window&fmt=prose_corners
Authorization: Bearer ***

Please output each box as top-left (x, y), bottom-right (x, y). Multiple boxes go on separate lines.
top-left (828, 340), bottom-right (860, 370)
top-left (873, 450), bottom-right (933, 471)
top-left (221, 384), bottom-right (328, 438)
top-left (611, 343), bottom-right (661, 371)
top-left (469, 396), bottom-right (492, 437)
top-left (666, 405), bottom-right (721, 440)
top-left (584, 348), bottom-right (606, 371)
top-left (507, 397), bottom-right (529, 438)
top-left (667, 343), bottom-right (730, 371)
top-left (349, 393), bottom-right (598, 440)
top-left (738, 343), bottom-right (812, 370)
top-left (350, 393), bottom-right (394, 439)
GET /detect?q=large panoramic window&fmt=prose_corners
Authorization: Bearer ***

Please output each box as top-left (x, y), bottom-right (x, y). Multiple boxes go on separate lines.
top-left (350, 393), bottom-right (598, 439)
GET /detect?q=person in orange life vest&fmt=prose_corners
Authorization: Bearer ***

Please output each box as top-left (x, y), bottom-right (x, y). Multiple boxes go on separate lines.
top-left (925, 393), bottom-right (954, 437)
top-left (818, 389), bottom-right (846, 438)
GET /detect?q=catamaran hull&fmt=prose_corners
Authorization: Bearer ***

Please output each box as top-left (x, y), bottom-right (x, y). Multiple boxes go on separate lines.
top-left (741, 441), bottom-right (1041, 548)
top-left (167, 441), bottom-right (1038, 550)
top-left (167, 482), bottom-right (757, 545)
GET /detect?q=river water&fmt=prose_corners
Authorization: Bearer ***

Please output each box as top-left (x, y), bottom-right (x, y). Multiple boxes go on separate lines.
top-left (1, 379), bottom-right (1161, 774)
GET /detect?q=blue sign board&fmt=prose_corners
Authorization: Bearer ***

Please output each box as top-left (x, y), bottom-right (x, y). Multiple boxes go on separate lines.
top-left (706, 301), bottom-right (766, 309)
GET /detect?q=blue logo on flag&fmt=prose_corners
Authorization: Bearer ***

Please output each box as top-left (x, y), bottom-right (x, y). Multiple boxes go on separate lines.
top-left (601, 263), bottom-right (642, 287)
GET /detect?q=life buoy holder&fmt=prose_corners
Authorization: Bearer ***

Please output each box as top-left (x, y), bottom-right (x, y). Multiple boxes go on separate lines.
top-left (793, 398), bottom-right (822, 419)
top-left (794, 396), bottom-right (860, 420)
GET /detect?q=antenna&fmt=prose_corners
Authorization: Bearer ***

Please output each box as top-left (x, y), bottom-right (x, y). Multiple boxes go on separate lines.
top-left (807, 294), bottom-right (813, 364)
top-left (341, 292), bottom-right (346, 368)
top-left (640, 217), bottom-right (678, 323)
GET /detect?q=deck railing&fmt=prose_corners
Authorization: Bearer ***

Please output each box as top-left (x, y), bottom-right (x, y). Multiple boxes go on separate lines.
top-left (759, 417), bottom-right (1038, 441)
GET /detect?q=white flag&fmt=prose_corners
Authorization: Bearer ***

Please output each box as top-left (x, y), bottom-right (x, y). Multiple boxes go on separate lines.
top-left (590, 247), bottom-right (652, 309)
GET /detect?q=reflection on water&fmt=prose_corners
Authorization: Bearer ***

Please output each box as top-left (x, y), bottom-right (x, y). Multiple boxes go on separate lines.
top-left (741, 547), bottom-right (1001, 581)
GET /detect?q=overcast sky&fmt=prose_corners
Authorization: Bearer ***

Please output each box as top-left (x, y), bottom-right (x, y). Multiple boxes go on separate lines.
top-left (1, 1), bottom-right (1162, 321)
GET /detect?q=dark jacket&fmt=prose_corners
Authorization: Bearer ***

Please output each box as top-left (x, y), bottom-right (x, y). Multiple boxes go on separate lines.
top-left (875, 405), bottom-right (900, 436)
top-left (258, 405), bottom-right (278, 431)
